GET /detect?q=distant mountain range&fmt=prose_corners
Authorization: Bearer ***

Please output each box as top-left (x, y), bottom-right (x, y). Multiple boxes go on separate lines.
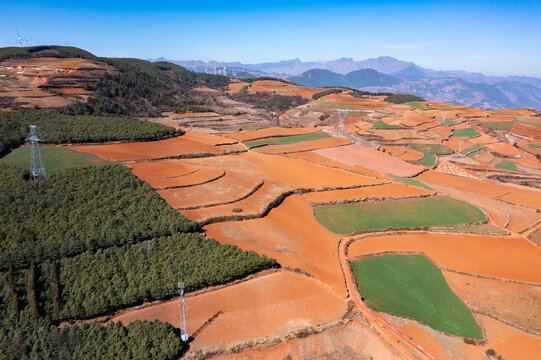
top-left (154, 56), bottom-right (541, 109)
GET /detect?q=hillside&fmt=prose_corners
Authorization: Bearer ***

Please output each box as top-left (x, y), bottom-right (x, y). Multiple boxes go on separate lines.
top-left (0, 46), bottom-right (229, 116)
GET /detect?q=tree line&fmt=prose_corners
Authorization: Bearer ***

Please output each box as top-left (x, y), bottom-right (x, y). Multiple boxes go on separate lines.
top-left (0, 110), bottom-right (180, 157)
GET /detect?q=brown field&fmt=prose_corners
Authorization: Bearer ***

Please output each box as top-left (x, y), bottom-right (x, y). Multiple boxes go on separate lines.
top-left (147, 166), bottom-right (225, 189)
top-left (68, 132), bottom-right (232, 161)
top-left (207, 319), bottom-right (403, 360)
top-left (112, 271), bottom-right (347, 353)
top-left (205, 195), bottom-right (347, 295)
top-left (443, 271), bottom-right (541, 333)
top-left (315, 144), bottom-right (425, 177)
top-left (158, 170), bottom-right (262, 209)
top-left (348, 232), bottom-right (541, 282)
top-left (181, 179), bottom-right (294, 223)
top-left (128, 159), bottom-right (199, 179)
top-left (497, 188), bottom-right (541, 210)
top-left (256, 136), bottom-right (351, 154)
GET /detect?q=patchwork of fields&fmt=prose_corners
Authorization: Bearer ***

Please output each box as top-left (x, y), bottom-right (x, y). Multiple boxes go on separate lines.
top-left (2, 78), bottom-right (540, 360)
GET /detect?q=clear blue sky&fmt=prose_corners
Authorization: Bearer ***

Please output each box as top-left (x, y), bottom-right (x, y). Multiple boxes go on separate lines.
top-left (1, 0), bottom-right (540, 77)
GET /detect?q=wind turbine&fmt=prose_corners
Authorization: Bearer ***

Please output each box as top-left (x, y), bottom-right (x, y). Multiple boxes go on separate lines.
top-left (17, 30), bottom-right (23, 47)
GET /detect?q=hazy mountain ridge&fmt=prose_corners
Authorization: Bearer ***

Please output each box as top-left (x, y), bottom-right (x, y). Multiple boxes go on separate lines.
top-left (154, 56), bottom-right (541, 109)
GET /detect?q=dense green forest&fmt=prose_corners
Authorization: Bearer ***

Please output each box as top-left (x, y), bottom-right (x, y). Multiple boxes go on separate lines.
top-left (0, 46), bottom-right (97, 62)
top-left (0, 165), bottom-right (198, 267)
top-left (87, 58), bottom-right (228, 116)
top-left (384, 94), bottom-right (426, 104)
top-left (42, 233), bottom-right (276, 319)
top-left (0, 270), bottom-right (184, 359)
top-left (231, 92), bottom-right (307, 112)
top-left (312, 88), bottom-right (343, 100)
top-left (0, 111), bottom-right (179, 157)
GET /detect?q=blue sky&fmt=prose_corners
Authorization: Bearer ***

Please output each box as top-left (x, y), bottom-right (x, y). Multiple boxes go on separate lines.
top-left (1, 1), bottom-right (540, 77)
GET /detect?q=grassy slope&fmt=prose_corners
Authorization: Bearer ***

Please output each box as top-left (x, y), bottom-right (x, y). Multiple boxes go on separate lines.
top-left (390, 176), bottom-right (434, 191)
top-left (496, 160), bottom-right (517, 171)
top-left (351, 255), bottom-right (482, 339)
top-left (452, 128), bottom-right (480, 137)
top-left (409, 144), bottom-right (453, 155)
top-left (404, 102), bottom-right (435, 110)
top-left (244, 131), bottom-right (329, 148)
top-left (314, 196), bottom-right (485, 234)
top-left (1, 147), bottom-right (110, 174)
top-left (372, 120), bottom-right (403, 129)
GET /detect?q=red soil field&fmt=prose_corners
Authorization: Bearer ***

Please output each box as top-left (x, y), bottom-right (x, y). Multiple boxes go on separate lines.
top-left (380, 146), bottom-right (407, 157)
top-left (224, 127), bottom-right (318, 142)
top-left (111, 271), bottom-right (347, 353)
top-left (147, 166), bottom-right (224, 189)
top-left (443, 271), bottom-right (541, 334)
top-left (417, 170), bottom-right (511, 198)
top-left (52, 88), bottom-right (90, 95)
top-left (183, 151), bottom-right (381, 190)
top-left (207, 320), bottom-right (403, 360)
top-left (379, 314), bottom-right (483, 360)
top-left (347, 232), bottom-right (541, 282)
top-left (181, 179), bottom-right (294, 223)
top-left (398, 149), bottom-right (425, 162)
top-left (68, 133), bottom-right (227, 161)
top-left (315, 144), bottom-right (425, 177)
top-left (497, 188), bottom-right (541, 210)
top-left (303, 182), bottom-right (433, 205)
top-left (286, 151), bottom-right (387, 179)
top-left (205, 195), bottom-right (347, 296)
top-left (257, 136), bottom-right (351, 154)
top-left (158, 170), bottom-right (262, 209)
top-left (128, 160), bottom-right (199, 179)
top-left (483, 315), bottom-right (541, 360)
top-left (486, 142), bottom-right (522, 157)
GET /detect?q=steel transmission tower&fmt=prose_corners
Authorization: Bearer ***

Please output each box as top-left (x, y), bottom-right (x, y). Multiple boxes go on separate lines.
top-left (178, 281), bottom-right (189, 343)
top-left (337, 109), bottom-right (348, 134)
top-left (28, 125), bottom-right (47, 180)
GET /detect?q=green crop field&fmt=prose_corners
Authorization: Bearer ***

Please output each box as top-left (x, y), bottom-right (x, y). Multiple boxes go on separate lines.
top-left (314, 195), bottom-right (485, 234)
top-left (452, 128), bottom-right (480, 137)
top-left (244, 131), bottom-right (329, 148)
top-left (490, 110), bottom-right (516, 116)
top-left (475, 121), bottom-right (514, 130)
top-left (404, 102), bottom-right (435, 110)
top-left (516, 120), bottom-right (541, 128)
top-left (496, 159), bottom-right (516, 171)
top-left (461, 145), bottom-right (486, 158)
top-left (438, 105), bottom-right (473, 111)
top-left (526, 143), bottom-right (541, 151)
top-left (0, 147), bottom-right (111, 174)
top-left (444, 119), bottom-right (461, 126)
top-left (390, 176), bottom-right (433, 190)
top-left (311, 101), bottom-right (360, 110)
top-left (409, 144), bottom-right (453, 155)
top-left (372, 120), bottom-right (403, 129)
top-left (351, 255), bottom-right (483, 339)
top-left (412, 152), bottom-right (437, 167)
